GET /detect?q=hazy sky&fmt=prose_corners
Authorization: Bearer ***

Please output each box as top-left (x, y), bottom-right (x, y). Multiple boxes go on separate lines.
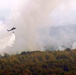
top-left (0, 0), bottom-right (19, 21)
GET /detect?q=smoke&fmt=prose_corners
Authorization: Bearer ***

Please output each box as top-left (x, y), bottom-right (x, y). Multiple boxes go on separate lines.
top-left (6, 0), bottom-right (76, 53)
top-left (7, 0), bottom-right (61, 52)
top-left (0, 21), bottom-right (15, 54)
top-left (1, 0), bottom-right (76, 54)
top-left (0, 33), bottom-right (15, 54)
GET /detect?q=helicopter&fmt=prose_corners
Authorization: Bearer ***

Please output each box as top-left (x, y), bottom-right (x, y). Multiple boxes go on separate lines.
top-left (7, 27), bottom-right (16, 33)
top-left (7, 27), bottom-right (16, 32)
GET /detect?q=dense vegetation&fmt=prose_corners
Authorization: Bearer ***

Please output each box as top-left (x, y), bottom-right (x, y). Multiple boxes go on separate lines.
top-left (0, 49), bottom-right (76, 75)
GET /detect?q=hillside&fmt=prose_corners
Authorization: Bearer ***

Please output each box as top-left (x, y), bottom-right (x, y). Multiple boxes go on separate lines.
top-left (0, 49), bottom-right (76, 75)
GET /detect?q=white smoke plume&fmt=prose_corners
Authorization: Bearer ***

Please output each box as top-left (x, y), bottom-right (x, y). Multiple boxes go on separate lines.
top-left (0, 21), bottom-right (15, 54)
top-left (6, 0), bottom-right (76, 54)
top-left (7, 0), bottom-right (62, 52)
top-left (1, 0), bottom-right (76, 54)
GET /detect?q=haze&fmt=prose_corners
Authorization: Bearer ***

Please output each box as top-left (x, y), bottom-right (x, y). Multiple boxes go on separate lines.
top-left (0, 0), bottom-right (76, 54)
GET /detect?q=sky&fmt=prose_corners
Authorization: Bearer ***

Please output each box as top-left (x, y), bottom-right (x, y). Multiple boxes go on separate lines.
top-left (0, 0), bottom-right (76, 54)
top-left (0, 0), bottom-right (19, 21)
